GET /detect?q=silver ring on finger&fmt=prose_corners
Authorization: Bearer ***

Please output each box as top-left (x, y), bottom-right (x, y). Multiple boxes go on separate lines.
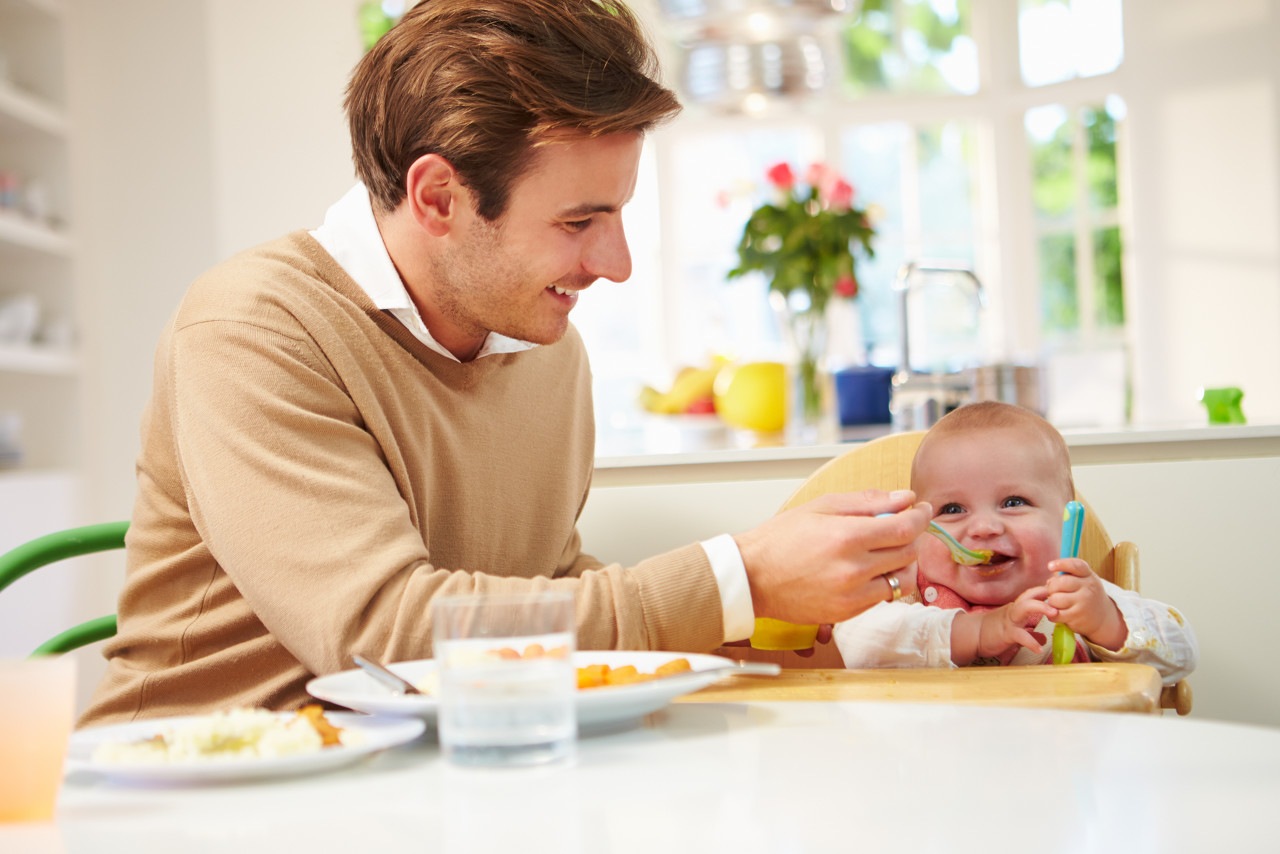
top-left (885, 573), bottom-right (902, 602)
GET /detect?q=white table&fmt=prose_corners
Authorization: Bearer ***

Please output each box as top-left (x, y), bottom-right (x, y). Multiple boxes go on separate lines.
top-left (9, 701), bottom-right (1279, 853)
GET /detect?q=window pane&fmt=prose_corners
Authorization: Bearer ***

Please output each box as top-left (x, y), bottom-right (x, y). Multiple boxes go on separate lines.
top-left (917, 121), bottom-right (978, 240)
top-left (842, 124), bottom-right (909, 367)
top-left (1019, 0), bottom-right (1124, 87)
top-left (841, 0), bottom-right (978, 96)
top-left (1084, 99), bottom-right (1121, 211)
top-left (842, 119), bottom-right (983, 367)
top-left (1027, 104), bottom-right (1074, 221)
top-left (674, 128), bottom-right (823, 365)
top-left (1093, 225), bottom-right (1124, 328)
top-left (1039, 232), bottom-right (1077, 333)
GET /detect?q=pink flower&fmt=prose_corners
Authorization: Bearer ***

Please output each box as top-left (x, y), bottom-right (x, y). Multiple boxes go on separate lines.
top-left (826, 178), bottom-right (855, 210)
top-left (804, 163), bottom-right (830, 189)
top-left (765, 162), bottom-right (795, 191)
top-left (714, 189), bottom-right (732, 210)
top-left (834, 272), bottom-right (858, 299)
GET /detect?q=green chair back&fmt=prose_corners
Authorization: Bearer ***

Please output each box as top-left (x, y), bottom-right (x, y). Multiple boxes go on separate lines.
top-left (0, 521), bottom-right (129, 656)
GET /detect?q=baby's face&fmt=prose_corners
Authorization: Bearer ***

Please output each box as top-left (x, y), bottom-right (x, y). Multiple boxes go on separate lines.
top-left (913, 426), bottom-right (1070, 606)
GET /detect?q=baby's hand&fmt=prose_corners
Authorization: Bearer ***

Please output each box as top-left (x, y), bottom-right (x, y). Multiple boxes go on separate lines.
top-left (974, 587), bottom-right (1057, 659)
top-left (1046, 558), bottom-right (1128, 651)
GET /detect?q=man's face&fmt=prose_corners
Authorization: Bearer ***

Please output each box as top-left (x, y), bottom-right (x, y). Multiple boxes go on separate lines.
top-left (430, 132), bottom-right (643, 351)
top-left (913, 427), bottom-right (1071, 606)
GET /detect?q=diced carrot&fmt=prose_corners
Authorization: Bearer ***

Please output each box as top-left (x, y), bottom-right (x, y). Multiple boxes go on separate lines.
top-left (655, 658), bottom-right (692, 677)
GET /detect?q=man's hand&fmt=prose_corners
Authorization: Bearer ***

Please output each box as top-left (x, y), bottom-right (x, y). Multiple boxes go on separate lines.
top-left (951, 587), bottom-right (1057, 665)
top-left (1046, 558), bottom-right (1128, 651)
top-left (734, 489), bottom-right (929, 626)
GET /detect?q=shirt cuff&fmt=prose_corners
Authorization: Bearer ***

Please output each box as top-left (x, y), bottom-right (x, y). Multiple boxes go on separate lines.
top-left (699, 534), bottom-right (755, 643)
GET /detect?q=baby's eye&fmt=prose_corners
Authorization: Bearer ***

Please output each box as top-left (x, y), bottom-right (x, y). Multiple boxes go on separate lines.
top-left (1001, 496), bottom-right (1030, 508)
top-left (938, 502), bottom-right (965, 515)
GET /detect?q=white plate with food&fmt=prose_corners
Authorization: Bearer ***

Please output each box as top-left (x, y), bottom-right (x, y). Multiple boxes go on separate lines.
top-left (67, 708), bottom-right (425, 784)
top-left (306, 651), bottom-right (776, 732)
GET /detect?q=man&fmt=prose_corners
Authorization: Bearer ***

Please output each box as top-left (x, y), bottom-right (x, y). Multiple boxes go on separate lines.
top-left (81, 0), bottom-right (927, 726)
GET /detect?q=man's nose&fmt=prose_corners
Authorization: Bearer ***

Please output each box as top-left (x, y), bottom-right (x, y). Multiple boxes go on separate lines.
top-left (583, 216), bottom-right (632, 283)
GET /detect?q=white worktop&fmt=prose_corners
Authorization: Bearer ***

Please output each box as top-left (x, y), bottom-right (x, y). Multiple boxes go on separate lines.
top-left (593, 420), bottom-right (1280, 486)
top-left (17, 700), bottom-right (1279, 853)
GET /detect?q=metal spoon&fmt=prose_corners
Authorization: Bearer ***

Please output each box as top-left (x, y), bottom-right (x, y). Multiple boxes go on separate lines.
top-left (351, 653), bottom-right (424, 695)
top-left (927, 522), bottom-right (994, 566)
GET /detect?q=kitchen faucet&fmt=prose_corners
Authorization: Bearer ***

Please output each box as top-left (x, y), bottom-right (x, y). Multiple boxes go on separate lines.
top-left (889, 262), bottom-right (986, 431)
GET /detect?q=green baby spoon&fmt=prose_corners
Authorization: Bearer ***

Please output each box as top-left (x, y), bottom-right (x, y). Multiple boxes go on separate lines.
top-left (927, 522), bottom-right (994, 566)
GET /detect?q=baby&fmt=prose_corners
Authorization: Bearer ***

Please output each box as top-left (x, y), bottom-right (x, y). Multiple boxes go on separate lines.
top-left (834, 401), bottom-right (1198, 683)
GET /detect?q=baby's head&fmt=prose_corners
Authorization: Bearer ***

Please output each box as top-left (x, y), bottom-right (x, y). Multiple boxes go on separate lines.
top-left (910, 401), bottom-right (1075, 606)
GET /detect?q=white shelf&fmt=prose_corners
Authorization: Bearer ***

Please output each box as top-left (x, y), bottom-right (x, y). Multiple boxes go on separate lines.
top-left (0, 0), bottom-right (77, 501)
top-left (0, 343), bottom-right (77, 375)
top-left (0, 81), bottom-right (66, 136)
top-left (0, 210), bottom-right (71, 255)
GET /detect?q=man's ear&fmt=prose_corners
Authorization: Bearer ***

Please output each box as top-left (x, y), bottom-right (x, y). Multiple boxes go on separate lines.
top-left (404, 153), bottom-right (459, 237)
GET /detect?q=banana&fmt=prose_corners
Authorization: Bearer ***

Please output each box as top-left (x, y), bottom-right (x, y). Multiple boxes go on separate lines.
top-left (639, 363), bottom-right (724, 414)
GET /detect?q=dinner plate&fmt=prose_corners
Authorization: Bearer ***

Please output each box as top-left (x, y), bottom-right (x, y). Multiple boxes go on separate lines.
top-left (66, 712), bottom-right (425, 784)
top-left (306, 651), bottom-right (750, 732)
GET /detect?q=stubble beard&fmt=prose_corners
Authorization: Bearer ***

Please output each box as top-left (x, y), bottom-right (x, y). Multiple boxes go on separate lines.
top-left (429, 216), bottom-right (571, 347)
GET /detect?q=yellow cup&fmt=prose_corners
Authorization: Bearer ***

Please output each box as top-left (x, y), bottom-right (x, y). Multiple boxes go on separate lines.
top-left (0, 657), bottom-right (76, 823)
top-left (749, 618), bottom-right (819, 651)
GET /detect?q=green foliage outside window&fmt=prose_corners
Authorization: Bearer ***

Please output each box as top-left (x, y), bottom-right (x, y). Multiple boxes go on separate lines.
top-left (1093, 226), bottom-right (1125, 327)
top-left (1039, 233), bottom-right (1077, 333)
top-left (1083, 106), bottom-right (1119, 210)
top-left (1030, 102), bottom-right (1124, 335)
top-left (840, 0), bottom-right (974, 95)
top-left (1030, 108), bottom-right (1074, 220)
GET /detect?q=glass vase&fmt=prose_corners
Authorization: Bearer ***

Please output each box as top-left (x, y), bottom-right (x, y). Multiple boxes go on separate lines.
top-left (771, 291), bottom-right (838, 444)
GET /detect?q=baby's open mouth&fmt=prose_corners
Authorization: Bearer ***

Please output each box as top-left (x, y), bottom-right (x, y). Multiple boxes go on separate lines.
top-left (971, 553), bottom-right (1013, 575)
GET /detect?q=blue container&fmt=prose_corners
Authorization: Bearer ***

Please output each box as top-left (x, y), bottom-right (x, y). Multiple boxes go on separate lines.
top-left (834, 365), bottom-right (895, 425)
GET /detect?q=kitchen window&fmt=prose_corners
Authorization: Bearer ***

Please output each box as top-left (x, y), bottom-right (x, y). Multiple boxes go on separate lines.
top-left (575, 0), bottom-right (1131, 446)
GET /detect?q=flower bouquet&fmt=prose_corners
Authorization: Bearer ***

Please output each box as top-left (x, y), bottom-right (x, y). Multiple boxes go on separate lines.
top-left (727, 162), bottom-right (876, 433)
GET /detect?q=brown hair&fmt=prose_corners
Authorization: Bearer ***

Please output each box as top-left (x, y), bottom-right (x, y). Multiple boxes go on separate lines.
top-left (344, 0), bottom-right (682, 220)
top-left (911, 401), bottom-right (1076, 501)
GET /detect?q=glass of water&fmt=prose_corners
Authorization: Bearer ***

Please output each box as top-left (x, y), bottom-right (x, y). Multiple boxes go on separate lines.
top-left (432, 590), bottom-right (577, 768)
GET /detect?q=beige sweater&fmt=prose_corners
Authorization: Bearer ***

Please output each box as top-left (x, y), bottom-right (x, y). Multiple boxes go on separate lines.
top-left (80, 232), bottom-right (724, 727)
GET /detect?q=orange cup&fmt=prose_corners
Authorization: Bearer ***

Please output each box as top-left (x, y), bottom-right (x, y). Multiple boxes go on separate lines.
top-left (0, 657), bottom-right (76, 823)
top-left (749, 618), bottom-right (819, 651)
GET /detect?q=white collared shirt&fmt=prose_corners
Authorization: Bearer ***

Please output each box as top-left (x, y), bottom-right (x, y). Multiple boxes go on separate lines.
top-left (309, 184), bottom-right (755, 642)
top-left (310, 183), bottom-right (536, 360)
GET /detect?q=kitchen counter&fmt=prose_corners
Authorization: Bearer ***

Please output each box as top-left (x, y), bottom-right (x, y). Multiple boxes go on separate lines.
top-left (592, 420), bottom-right (1280, 487)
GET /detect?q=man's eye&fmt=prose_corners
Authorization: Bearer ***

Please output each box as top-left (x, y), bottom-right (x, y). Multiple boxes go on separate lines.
top-left (939, 503), bottom-right (964, 515)
top-left (563, 219), bottom-right (591, 232)
top-left (1002, 496), bottom-right (1029, 508)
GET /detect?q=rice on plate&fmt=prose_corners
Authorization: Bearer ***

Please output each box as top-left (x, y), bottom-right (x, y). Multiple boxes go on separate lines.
top-left (91, 706), bottom-right (361, 764)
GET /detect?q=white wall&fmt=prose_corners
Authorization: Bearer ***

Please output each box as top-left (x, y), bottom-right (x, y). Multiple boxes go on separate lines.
top-left (1124, 0), bottom-right (1280, 425)
top-left (67, 0), bottom-right (362, 524)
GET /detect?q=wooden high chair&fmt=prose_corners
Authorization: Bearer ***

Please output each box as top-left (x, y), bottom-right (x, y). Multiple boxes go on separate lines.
top-left (715, 430), bottom-right (1193, 715)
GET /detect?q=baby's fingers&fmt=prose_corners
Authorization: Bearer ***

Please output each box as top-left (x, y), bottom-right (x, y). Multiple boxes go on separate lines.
top-left (1011, 592), bottom-right (1057, 623)
top-left (1048, 557), bottom-right (1092, 577)
top-left (1012, 627), bottom-right (1047, 654)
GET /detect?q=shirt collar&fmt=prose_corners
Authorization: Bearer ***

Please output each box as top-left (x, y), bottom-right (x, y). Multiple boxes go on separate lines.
top-left (309, 183), bottom-right (537, 361)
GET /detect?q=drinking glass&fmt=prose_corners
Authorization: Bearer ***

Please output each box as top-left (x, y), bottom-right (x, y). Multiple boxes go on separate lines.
top-left (432, 590), bottom-right (576, 768)
top-left (0, 657), bottom-right (76, 822)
